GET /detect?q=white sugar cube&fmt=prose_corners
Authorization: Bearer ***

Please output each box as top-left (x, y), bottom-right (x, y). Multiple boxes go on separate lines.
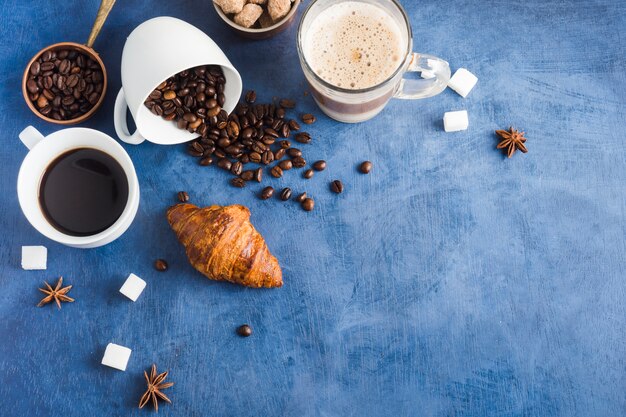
top-left (101, 343), bottom-right (132, 371)
top-left (119, 273), bottom-right (146, 302)
top-left (448, 68), bottom-right (478, 98)
top-left (443, 110), bottom-right (469, 132)
top-left (21, 246), bottom-right (47, 270)
top-left (420, 70), bottom-right (435, 79)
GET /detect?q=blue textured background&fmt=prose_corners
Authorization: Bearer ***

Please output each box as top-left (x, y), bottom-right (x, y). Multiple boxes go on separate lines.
top-left (1, 0), bottom-right (625, 416)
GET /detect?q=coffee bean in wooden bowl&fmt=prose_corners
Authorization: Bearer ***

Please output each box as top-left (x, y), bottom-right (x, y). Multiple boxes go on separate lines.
top-left (212, 0), bottom-right (301, 40)
top-left (23, 43), bottom-right (107, 125)
top-left (21, 0), bottom-right (115, 124)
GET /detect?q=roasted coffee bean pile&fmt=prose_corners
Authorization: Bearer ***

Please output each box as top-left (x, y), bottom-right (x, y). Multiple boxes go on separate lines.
top-left (25, 48), bottom-right (104, 121)
top-left (147, 67), bottom-right (371, 211)
top-left (144, 64), bottom-right (227, 134)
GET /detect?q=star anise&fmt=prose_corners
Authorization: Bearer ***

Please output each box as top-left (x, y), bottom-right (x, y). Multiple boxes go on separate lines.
top-left (37, 277), bottom-right (74, 309)
top-left (496, 127), bottom-right (528, 158)
top-left (139, 364), bottom-right (174, 412)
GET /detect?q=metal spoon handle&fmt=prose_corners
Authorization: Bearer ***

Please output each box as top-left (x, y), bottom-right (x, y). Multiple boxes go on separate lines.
top-left (86, 0), bottom-right (116, 49)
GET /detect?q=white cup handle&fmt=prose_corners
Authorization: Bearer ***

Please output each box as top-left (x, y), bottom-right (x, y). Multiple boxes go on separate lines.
top-left (114, 88), bottom-right (146, 145)
top-left (19, 126), bottom-right (45, 150)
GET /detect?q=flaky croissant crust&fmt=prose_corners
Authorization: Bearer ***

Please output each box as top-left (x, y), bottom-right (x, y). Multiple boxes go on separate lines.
top-left (167, 203), bottom-right (282, 288)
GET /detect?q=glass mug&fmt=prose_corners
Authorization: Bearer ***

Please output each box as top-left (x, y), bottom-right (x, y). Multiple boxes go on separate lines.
top-left (296, 0), bottom-right (450, 123)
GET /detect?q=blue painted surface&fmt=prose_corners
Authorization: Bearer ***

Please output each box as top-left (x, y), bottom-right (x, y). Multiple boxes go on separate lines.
top-left (1, 0), bottom-right (625, 416)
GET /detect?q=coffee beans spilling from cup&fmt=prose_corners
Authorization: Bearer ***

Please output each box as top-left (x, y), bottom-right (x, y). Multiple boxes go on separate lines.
top-left (144, 65), bottom-right (228, 136)
top-left (25, 48), bottom-right (104, 121)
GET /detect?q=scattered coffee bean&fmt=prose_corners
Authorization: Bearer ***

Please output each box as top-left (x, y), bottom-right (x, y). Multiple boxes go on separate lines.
top-left (254, 167), bottom-right (263, 182)
top-left (231, 161), bottom-right (243, 176)
top-left (26, 48), bottom-right (104, 121)
top-left (330, 180), bottom-right (344, 193)
top-left (236, 324), bottom-right (252, 337)
top-left (294, 132), bottom-right (311, 144)
top-left (199, 156), bottom-right (214, 166)
top-left (280, 187), bottom-right (292, 201)
top-left (217, 158), bottom-right (232, 171)
top-left (278, 140), bottom-right (291, 149)
top-left (301, 113), bottom-right (316, 124)
top-left (177, 191), bottom-right (190, 202)
top-left (240, 170), bottom-right (255, 181)
top-left (260, 186), bottom-right (274, 200)
top-left (288, 119), bottom-right (301, 131)
top-left (359, 160), bottom-right (373, 174)
top-left (295, 192), bottom-right (307, 203)
top-left (245, 90), bottom-right (256, 103)
top-left (302, 198), bottom-right (315, 211)
top-left (154, 259), bottom-right (168, 271)
top-left (270, 165), bottom-right (283, 178)
top-left (287, 148), bottom-right (302, 158)
top-left (279, 98), bottom-right (296, 108)
top-left (278, 159), bottom-right (293, 171)
top-left (312, 160), bottom-right (327, 171)
top-left (292, 156), bottom-right (307, 168)
top-left (231, 177), bottom-right (246, 188)
top-left (303, 169), bottom-right (314, 179)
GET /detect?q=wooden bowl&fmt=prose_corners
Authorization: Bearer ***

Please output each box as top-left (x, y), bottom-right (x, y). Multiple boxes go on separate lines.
top-left (22, 42), bottom-right (107, 125)
top-left (212, 0), bottom-right (301, 40)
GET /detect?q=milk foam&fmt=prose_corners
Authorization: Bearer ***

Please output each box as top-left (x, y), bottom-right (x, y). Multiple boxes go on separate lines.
top-left (303, 2), bottom-right (405, 90)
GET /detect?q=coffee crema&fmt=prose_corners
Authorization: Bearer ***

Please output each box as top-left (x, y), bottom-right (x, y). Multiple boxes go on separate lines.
top-left (38, 148), bottom-right (129, 237)
top-left (302, 1), bottom-right (405, 90)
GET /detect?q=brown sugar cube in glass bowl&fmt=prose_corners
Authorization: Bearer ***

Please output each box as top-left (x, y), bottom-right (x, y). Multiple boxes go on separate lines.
top-left (214, 0), bottom-right (245, 14)
top-left (234, 4), bottom-right (263, 28)
top-left (248, 0), bottom-right (267, 4)
top-left (268, 0), bottom-right (291, 21)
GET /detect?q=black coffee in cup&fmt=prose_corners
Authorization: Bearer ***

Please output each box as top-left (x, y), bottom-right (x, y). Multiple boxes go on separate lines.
top-left (38, 148), bottom-right (129, 236)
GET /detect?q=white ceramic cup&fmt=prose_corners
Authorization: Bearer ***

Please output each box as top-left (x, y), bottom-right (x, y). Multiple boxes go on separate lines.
top-left (17, 126), bottom-right (140, 249)
top-left (114, 16), bottom-right (243, 145)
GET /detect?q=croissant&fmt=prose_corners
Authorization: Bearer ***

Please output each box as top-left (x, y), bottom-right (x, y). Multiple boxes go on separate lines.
top-left (167, 203), bottom-right (282, 288)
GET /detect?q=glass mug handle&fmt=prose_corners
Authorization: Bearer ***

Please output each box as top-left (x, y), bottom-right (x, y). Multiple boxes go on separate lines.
top-left (393, 53), bottom-right (451, 99)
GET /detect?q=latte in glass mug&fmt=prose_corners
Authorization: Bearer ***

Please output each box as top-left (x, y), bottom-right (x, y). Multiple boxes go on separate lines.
top-left (302, 1), bottom-right (404, 90)
top-left (297, 0), bottom-right (451, 123)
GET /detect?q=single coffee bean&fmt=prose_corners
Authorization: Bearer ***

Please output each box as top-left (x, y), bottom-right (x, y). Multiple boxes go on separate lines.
top-left (279, 160), bottom-right (293, 171)
top-left (301, 113), bottom-right (316, 124)
top-left (254, 167), bottom-right (263, 182)
top-left (288, 119), bottom-right (301, 131)
top-left (270, 165), bottom-right (283, 178)
top-left (295, 192), bottom-right (307, 203)
top-left (163, 90), bottom-right (176, 100)
top-left (240, 170), bottom-right (255, 181)
top-left (236, 324), bottom-right (252, 337)
top-left (260, 186), bottom-right (274, 200)
top-left (217, 158), bottom-right (232, 171)
top-left (274, 148), bottom-right (286, 160)
top-left (312, 160), bottom-right (327, 171)
top-left (330, 180), bottom-right (344, 193)
top-left (280, 124), bottom-right (290, 138)
top-left (245, 90), bottom-right (256, 103)
top-left (287, 148), bottom-right (302, 158)
top-left (303, 169), bottom-right (314, 179)
top-left (292, 156), bottom-right (307, 168)
top-left (279, 188), bottom-right (292, 201)
top-left (279, 98), bottom-right (296, 108)
top-left (231, 161), bottom-right (243, 176)
top-left (199, 156), bottom-right (214, 166)
top-left (231, 177), bottom-right (246, 188)
top-left (302, 198), bottom-right (315, 211)
top-left (154, 259), bottom-right (168, 271)
top-left (359, 161), bottom-right (373, 174)
top-left (278, 140), bottom-right (291, 149)
top-left (177, 191), bottom-right (190, 202)
top-left (294, 132), bottom-right (311, 144)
